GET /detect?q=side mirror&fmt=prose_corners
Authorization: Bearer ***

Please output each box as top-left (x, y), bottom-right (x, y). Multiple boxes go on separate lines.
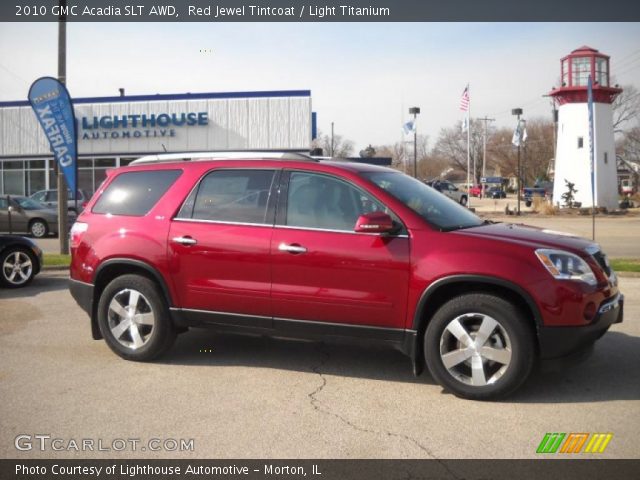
top-left (354, 211), bottom-right (395, 234)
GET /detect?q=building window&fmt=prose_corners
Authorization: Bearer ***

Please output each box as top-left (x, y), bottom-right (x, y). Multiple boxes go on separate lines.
top-left (561, 59), bottom-right (569, 86)
top-left (577, 137), bottom-right (584, 149)
top-left (604, 152), bottom-right (608, 164)
top-left (595, 57), bottom-right (609, 87)
top-left (571, 56), bottom-right (591, 86)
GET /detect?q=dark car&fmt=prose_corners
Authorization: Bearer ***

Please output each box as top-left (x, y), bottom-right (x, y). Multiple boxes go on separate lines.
top-left (0, 234), bottom-right (42, 288)
top-left (486, 186), bottom-right (507, 199)
top-left (69, 152), bottom-right (622, 400)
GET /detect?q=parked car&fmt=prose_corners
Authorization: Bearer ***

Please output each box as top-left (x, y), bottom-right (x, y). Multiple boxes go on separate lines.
top-left (0, 234), bottom-right (42, 288)
top-left (69, 152), bottom-right (623, 400)
top-left (0, 195), bottom-right (71, 238)
top-left (30, 188), bottom-right (91, 214)
top-left (486, 186), bottom-right (507, 199)
top-left (425, 180), bottom-right (468, 206)
top-left (469, 184), bottom-right (484, 197)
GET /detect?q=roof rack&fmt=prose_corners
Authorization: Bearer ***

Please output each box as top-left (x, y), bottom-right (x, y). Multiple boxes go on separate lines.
top-left (130, 151), bottom-right (317, 165)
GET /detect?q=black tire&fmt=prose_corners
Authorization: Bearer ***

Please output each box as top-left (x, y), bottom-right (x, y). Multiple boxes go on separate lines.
top-left (97, 274), bottom-right (176, 361)
top-left (424, 293), bottom-right (535, 400)
top-left (0, 247), bottom-right (36, 288)
top-left (29, 219), bottom-right (49, 238)
top-left (525, 200), bottom-right (532, 207)
top-left (460, 195), bottom-right (468, 206)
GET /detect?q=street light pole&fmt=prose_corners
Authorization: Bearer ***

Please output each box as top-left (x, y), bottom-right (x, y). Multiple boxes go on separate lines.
top-left (512, 108), bottom-right (523, 215)
top-left (409, 107), bottom-right (420, 178)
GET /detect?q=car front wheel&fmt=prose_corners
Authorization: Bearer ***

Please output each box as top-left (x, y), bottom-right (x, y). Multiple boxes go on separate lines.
top-left (97, 274), bottom-right (176, 361)
top-left (0, 248), bottom-right (36, 288)
top-left (29, 219), bottom-right (49, 238)
top-left (424, 293), bottom-right (535, 400)
top-left (460, 195), bottom-right (468, 206)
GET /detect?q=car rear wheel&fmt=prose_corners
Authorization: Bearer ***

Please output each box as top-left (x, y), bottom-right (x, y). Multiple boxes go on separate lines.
top-left (29, 219), bottom-right (48, 238)
top-left (97, 274), bottom-right (176, 361)
top-left (460, 195), bottom-right (468, 206)
top-left (0, 248), bottom-right (36, 288)
top-left (424, 293), bottom-right (535, 400)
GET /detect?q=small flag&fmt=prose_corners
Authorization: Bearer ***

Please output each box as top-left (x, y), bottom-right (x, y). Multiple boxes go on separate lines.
top-left (512, 119), bottom-right (527, 147)
top-left (459, 85), bottom-right (470, 112)
top-left (403, 120), bottom-right (416, 135)
top-left (461, 116), bottom-right (468, 132)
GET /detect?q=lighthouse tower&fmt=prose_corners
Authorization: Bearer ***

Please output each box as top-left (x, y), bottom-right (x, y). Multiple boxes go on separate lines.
top-left (550, 46), bottom-right (621, 209)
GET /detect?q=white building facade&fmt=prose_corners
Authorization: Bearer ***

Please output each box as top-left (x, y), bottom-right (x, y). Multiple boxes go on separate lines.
top-left (0, 90), bottom-right (313, 196)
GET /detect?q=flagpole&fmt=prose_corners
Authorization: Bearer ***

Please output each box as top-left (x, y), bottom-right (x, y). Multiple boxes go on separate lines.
top-left (467, 84), bottom-right (471, 208)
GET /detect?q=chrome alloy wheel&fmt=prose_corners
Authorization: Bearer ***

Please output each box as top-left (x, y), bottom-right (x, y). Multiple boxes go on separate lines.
top-left (439, 313), bottom-right (512, 386)
top-left (107, 289), bottom-right (156, 350)
top-left (2, 251), bottom-right (33, 286)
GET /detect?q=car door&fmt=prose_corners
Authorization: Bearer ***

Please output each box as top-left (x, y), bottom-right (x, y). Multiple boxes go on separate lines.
top-left (270, 170), bottom-right (410, 329)
top-left (168, 168), bottom-right (279, 326)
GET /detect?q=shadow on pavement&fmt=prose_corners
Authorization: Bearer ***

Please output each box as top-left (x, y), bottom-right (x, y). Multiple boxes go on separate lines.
top-left (162, 328), bottom-right (640, 402)
top-left (0, 272), bottom-right (69, 300)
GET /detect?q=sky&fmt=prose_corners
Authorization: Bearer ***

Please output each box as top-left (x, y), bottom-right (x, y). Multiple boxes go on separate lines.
top-left (1, 22), bottom-right (640, 152)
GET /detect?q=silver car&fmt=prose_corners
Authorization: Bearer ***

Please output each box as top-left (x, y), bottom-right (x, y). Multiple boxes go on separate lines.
top-left (0, 195), bottom-right (74, 238)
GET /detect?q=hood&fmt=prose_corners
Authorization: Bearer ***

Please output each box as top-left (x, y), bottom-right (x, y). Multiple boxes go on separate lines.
top-left (454, 222), bottom-right (598, 255)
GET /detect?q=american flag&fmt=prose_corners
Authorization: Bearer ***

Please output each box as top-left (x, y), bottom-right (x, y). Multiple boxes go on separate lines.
top-left (459, 85), bottom-right (470, 112)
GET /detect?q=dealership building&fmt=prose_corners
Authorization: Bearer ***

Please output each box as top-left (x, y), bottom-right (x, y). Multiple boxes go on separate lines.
top-left (0, 89), bottom-right (313, 196)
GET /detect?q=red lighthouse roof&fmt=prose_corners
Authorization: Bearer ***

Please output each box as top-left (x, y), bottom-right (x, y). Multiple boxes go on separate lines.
top-left (549, 46), bottom-right (621, 105)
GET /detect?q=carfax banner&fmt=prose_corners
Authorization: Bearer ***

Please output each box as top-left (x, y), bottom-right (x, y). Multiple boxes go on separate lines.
top-left (28, 76), bottom-right (78, 194)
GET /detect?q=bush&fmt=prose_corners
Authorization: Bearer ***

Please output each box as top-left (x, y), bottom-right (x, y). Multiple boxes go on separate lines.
top-left (533, 197), bottom-right (558, 215)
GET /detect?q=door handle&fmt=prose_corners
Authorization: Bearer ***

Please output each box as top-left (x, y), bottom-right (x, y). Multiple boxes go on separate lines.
top-left (172, 236), bottom-right (197, 246)
top-left (278, 243), bottom-right (307, 254)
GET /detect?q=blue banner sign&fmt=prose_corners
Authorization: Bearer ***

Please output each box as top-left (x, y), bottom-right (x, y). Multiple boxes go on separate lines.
top-left (28, 77), bottom-right (78, 193)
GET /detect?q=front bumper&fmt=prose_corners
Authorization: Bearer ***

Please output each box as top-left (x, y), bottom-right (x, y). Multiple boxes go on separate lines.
top-left (538, 294), bottom-right (624, 359)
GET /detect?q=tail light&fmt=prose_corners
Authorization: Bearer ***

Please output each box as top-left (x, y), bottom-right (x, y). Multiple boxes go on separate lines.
top-left (70, 222), bottom-right (88, 248)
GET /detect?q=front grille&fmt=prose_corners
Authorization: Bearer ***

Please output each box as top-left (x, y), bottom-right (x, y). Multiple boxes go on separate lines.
top-left (592, 250), bottom-right (611, 277)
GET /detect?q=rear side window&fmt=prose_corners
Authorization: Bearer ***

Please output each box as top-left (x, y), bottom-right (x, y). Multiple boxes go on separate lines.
top-left (92, 170), bottom-right (181, 216)
top-left (177, 169), bottom-right (276, 224)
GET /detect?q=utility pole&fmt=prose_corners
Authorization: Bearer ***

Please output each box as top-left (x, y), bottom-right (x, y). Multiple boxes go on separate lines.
top-left (478, 116), bottom-right (495, 181)
top-left (57, 0), bottom-right (69, 254)
top-left (330, 121), bottom-right (334, 157)
top-left (512, 108), bottom-right (524, 215)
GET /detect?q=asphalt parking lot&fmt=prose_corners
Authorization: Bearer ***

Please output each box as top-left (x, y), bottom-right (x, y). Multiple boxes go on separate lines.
top-left (0, 272), bottom-right (638, 459)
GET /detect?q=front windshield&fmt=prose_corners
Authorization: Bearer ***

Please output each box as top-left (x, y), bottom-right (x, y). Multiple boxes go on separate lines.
top-left (362, 171), bottom-right (483, 231)
top-left (15, 197), bottom-right (45, 210)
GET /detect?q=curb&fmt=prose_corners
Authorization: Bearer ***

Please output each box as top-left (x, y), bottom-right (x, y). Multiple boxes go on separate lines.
top-left (42, 265), bottom-right (70, 272)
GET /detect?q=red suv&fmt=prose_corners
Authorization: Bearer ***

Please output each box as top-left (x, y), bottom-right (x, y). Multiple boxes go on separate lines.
top-left (69, 153), bottom-right (623, 400)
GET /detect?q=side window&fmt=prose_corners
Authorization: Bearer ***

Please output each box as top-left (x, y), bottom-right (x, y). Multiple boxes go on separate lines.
top-left (32, 192), bottom-right (45, 202)
top-left (92, 169), bottom-right (181, 216)
top-left (177, 169), bottom-right (275, 225)
top-left (0, 197), bottom-right (7, 209)
top-left (285, 172), bottom-right (388, 231)
top-left (47, 191), bottom-right (58, 202)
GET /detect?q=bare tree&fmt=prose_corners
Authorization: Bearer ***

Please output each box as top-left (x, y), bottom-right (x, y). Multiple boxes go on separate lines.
top-left (311, 130), bottom-right (354, 158)
top-left (612, 84), bottom-right (640, 134)
top-left (432, 120), bottom-right (484, 183)
top-left (618, 125), bottom-right (640, 164)
top-left (487, 118), bottom-right (554, 186)
top-left (373, 135), bottom-right (441, 178)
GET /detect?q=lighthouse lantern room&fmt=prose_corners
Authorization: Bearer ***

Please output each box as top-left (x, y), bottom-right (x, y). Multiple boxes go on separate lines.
top-left (550, 46), bottom-right (622, 209)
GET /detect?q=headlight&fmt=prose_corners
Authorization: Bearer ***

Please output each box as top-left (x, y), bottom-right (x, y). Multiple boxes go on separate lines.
top-left (535, 249), bottom-right (597, 286)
